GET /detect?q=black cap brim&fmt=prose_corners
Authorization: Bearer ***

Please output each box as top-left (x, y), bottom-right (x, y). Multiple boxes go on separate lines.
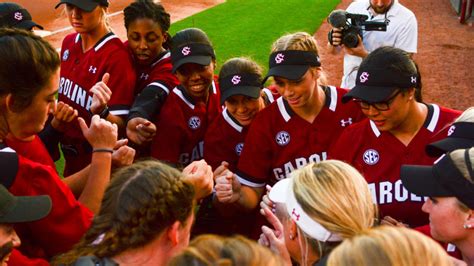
top-left (220, 86), bottom-right (261, 105)
top-left (55, 0), bottom-right (99, 12)
top-left (342, 85), bottom-right (397, 103)
top-left (400, 165), bottom-right (452, 198)
top-left (426, 138), bottom-right (474, 157)
top-left (263, 65), bottom-right (309, 83)
top-left (172, 55), bottom-right (211, 73)
top-left (17, 20), bottom-right (43, 30)
top-left (0, 195), bottom-right (51, 223)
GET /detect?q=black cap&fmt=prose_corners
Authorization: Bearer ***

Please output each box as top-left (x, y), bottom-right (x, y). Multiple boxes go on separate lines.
top-left (401, 148), bottom-right (474, 209)
top-left (426, 122), bottom-right (474, 157)
top-left (263, 50), bottom-right (321, 82)
top-left (171, 43), bottom-right (215, 73)
top-left (0, 185), bottom-right (51, 223)
top-left (342, 53), bottom-right (418, 103)
top-left (55, 0), bottom-right (109, 12)
top-left (0, 3), bottom-right (43, 30)
top-left (219, 73), bottom-right (262, 105)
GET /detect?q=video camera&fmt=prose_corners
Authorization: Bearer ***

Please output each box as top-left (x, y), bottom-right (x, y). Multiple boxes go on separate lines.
top-left (328, 9), bottom-right (388, 48)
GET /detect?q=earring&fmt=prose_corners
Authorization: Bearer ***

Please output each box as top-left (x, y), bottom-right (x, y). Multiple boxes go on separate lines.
top-left (463, 224), bottom-right (472, 229)
top-left (289, 234), bottom-right (295, 240)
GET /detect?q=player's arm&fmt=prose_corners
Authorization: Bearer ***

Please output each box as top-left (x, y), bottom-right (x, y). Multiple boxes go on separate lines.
top-left (213, 163), bottom-right (265, 212)
top-left (76, 116), bottom-right (117, 214)
top-left (126, 83), bottom-right (169, 145)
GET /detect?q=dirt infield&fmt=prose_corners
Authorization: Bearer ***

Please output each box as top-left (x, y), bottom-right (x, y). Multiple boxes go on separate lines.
top-left (314, 0), bottom-right (473, 111)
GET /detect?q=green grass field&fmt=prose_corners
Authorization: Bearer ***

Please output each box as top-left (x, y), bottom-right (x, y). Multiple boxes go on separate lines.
top-left (55, 0), bottom-right (340, 174)
top-left (170, 0), bottom-right (340, 72)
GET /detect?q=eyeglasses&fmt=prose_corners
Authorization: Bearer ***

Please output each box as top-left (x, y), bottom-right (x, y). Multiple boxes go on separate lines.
top-left (354, 90), bottom-right (401, 111)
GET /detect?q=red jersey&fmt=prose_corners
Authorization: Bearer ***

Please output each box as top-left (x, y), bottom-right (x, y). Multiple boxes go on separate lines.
top-left (204, 88), bottom-right (276, 171)
top-left (1, 138), bottom-right (93, 258)
top-left (329, 104), bottom-right (460, 227)
top-left (133, 50), bottom-right (179, 96)
top-left (58, 32), bottom-right (136, 175)
top-left (237, 86), bottom-right (364, 187)
top-left (151, 80), bottom-right (222, 166)
top-left (9, 249), bottom-right (49, 266)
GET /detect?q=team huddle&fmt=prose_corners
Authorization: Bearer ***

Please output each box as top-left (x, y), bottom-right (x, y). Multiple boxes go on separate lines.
top-left (0, 0), bottom-right (473, 265)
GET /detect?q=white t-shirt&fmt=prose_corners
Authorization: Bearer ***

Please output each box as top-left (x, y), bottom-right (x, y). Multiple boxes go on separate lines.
top-left (341, 0), bottom-right (418, 89)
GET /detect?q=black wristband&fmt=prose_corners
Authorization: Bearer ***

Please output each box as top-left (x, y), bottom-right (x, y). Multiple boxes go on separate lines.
top-left (92, 148), bottom-right (113, 154)
top-left (90, 106), bottom-right (110, 119)
top-left (98, 106), bottom-right (110, 119)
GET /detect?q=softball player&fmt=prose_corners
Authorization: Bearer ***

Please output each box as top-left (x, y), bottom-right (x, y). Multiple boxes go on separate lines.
top-left (204, 57), bottom-right (274, 171)
top-left (214, 32), bottom-right (364, 212)
top-left (55, 0), bottom-right (136, 175)
top-left (124, 0), bottom-right (180, 148)
top-left (0, 28), bottom-right (117, 259)
top-left (150, 28), bottom-right (221, 168)
top-left (194, 57), bottom-right (274, 237)
top-left (330, 46), bottom-right (461, 228)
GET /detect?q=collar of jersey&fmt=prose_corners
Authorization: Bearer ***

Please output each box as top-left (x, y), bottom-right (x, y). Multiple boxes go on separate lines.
top-left (277, 86), bottom-right (335, 122)
top-left (369, 103), bottom-right (440, 137)
top-left (223, 108), bottom-right (244, 132)
top-left (151, 50), bottom-right (171, 68)
top-left (75, 32), bottom-right (117, 52)
top-left (175, 80), bottom-right (217, 107)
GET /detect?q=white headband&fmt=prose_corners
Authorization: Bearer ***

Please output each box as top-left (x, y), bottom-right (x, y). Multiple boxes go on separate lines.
top-left (269, 178), bottom-right (342, 242)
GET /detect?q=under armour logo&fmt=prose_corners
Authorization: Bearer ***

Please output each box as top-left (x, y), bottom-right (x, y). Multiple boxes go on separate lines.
top-left (275, 53), bottom-right (285, 64)
top-left (89, 66), bottom-right (97, 74)
top-left (359, 72), bottom-right (369, 83)
top-left (447, 125), bottom-right (456, 136)
top-left (291, 208), bottom-right (300, 221)
top-left (340, 118), bottom-right (353, 127)
top-left (411, 76), bottom-right (417, 84)
top-left (14, 12), bottom-right (23, 21)
top-left (182, 46), bottom-right (191, 56)
top-left (231, 75), bottom-right (241, 85)
top-left (140, 73), bottom-right (149, 80)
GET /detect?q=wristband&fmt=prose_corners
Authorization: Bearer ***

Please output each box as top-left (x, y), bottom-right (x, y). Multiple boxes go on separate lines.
top-left (92, 148), bottom-right (114, 154)
top-left (90, 105), bottom-right (110, 119)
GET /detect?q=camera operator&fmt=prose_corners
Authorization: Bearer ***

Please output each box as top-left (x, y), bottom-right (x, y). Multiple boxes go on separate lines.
top-left (328, 0), bottom-right (417, 89)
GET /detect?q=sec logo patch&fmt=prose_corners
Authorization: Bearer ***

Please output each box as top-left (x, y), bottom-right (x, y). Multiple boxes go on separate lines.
top-left (188, 116), bottom-right (201, 130)
top-left (275, 131), bottom-right (290, 146)
top-left (62, 49), bottom-right (69, 61)
top-left (363, 149), bottom-right (379, 165)
top-left (235, 143), bottom-right (244, 156)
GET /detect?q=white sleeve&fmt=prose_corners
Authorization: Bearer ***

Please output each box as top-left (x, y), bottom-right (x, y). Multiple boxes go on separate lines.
top-left (394, 14), bottom-right (418, 53)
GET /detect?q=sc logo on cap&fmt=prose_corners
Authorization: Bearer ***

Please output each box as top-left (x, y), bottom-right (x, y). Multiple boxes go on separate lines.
top-left (447, 125), bottom-right (456, 136)
top-left (363, 149), bottom-right (379, 165)
top-left (231, 75), bottom-right (241, 85)
top-left (275, 53), bottom-right (285, 64)
top-left (182, 46), bottom-right (191, 56)
top-left (359, 72), bottom-right (369, 83)
top-left (14, 12), bottom-right (23, 21)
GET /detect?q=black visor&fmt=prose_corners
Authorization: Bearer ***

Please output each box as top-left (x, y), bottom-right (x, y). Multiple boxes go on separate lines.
top-left (219, 73), bottom-right (262, 105)
top-left (263, 50), bottom-right (321, 82)
top-left (426, 122), bottom-right (474, 157)
top-left (171, 43), bottom-right (215, 73)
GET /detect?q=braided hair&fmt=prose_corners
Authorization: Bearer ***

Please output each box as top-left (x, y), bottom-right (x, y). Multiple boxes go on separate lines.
top-left (123, 0), bottom-right (171, 49)
top-left (53, 160), bottom-right (195, 265)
